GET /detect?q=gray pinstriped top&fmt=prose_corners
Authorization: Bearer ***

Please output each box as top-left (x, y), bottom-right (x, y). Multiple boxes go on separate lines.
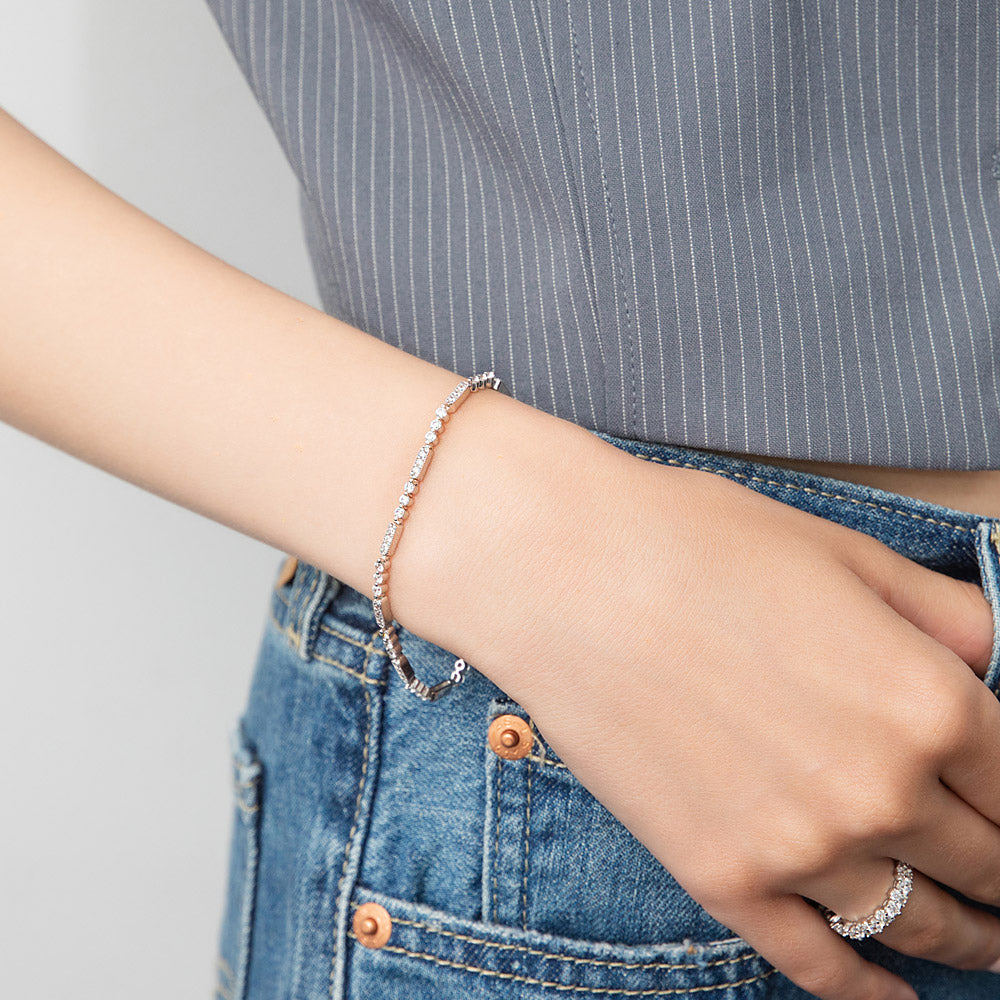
top-left (206, 0), bottom-right (1000, 469)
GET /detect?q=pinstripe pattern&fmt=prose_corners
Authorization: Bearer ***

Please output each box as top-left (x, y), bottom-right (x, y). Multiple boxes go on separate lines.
top-left (205, 0), bottom-right (1000, 469)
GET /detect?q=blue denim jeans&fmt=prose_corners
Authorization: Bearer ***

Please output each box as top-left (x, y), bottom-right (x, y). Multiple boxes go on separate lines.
top-left (215, 431), bottom-right (1000, 1000)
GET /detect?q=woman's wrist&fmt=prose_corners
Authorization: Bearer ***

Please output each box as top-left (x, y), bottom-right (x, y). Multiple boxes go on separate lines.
top-left (379, 385), bottom-right (640, 692)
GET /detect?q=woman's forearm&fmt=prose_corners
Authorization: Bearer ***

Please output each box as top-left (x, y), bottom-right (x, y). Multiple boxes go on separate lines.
top-left (0, 104), bottom-right (610, 663)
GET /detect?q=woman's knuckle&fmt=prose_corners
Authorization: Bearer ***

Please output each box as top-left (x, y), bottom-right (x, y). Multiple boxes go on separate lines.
top-left (910, 680), bottom-right (979, 763)
top-left (763, 817), bottom-right (837, 882)
top-left (871, 797), bottom-right (920, 840)
top-left (846, 781), bottom-right (920, 843)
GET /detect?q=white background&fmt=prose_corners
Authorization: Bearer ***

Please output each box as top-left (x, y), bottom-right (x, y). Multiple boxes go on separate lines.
top-left (0, 2), bottom-right (322, 996)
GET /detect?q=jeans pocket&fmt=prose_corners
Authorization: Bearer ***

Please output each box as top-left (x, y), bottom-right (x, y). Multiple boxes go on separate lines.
top-left (215, 716), bottom-right (263, 1000)
top-left (481, 696), bottom-right (745, 947)
top-left (345, 883), bottom-right (774, 1000)
top-left (464, 696), bottom-right (772, 997)
top-left (344, 675), bottom-right (774, 998)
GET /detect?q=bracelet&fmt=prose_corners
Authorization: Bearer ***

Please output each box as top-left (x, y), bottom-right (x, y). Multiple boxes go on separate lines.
top-left (372, 370), bottom-right (506, 702)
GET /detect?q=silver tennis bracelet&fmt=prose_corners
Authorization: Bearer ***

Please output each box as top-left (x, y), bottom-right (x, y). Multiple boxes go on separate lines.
top-left (372, 370), bottom-right (506, 702)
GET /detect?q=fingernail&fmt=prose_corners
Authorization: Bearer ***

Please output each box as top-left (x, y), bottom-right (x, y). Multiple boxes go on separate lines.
top-left (990, 956), bottom-right (1000, 974)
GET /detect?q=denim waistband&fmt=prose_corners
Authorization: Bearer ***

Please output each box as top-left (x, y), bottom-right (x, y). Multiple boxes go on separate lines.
top-left (273, 431), bottom-right (1000, 696)
top-left (591, 429), bottom-right (995, 539)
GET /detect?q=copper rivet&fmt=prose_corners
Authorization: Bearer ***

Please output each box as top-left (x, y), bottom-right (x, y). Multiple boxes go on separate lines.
top-left (276, 554), bottom-right (298, 588)
top-left (353, 902), bottom-right (392, 949)
top-left (487, 714), bottom-right (532, 760)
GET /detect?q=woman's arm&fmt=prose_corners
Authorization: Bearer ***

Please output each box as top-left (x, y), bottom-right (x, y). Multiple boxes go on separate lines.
top-left (0, 104), bottom-right (601, 638)
top-left (5, 104), bottom-right (1000, 1000)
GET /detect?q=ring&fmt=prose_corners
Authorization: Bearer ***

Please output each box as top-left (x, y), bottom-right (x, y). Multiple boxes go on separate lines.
top-left (821, 861), bottom-right (914, 940)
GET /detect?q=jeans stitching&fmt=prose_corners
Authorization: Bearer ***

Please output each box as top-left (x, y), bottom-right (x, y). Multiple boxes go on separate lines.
top-left (216, 955), bottom-right (235, 1000)
top-left (267, 611), bottom-right (386, 687)
top-left (329, 655), bottom-right (373, 1000)
top-left (523, 759), bottom-right (532, 930)
top-left (317, 620), bottom-right (387, 653)
top-left (217, 956), bottom-right (234, 982)
top-left (347, 905), bottom-right (757, 971)
top-left (300, 570), bottom-right (334, 660)
top-left (273, 585), bottom-right (411, 660)
top-left (493, 757), bottom-right (503, 923)
top-left (527, 752), bottom-right (568, 769)
top-left (528, 718), bottom-right (564, 767)
top-left (634, 453), bottom-right (974, 532)
top-left (295, 571), bottom-right (319, 659)
top-left (229, 731), bottom-right (262, 1000)
top-left (349, 937), bottom-right (775, 994)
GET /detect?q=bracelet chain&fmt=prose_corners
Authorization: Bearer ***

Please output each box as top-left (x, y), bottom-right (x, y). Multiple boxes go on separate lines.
top-left (372, 369), bottom-right (503, 702)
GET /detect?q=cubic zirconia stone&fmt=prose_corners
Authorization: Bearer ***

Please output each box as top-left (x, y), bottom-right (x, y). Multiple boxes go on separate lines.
top-left (403, 481), bottom-right (416, 494)
top-left (410, 447), bottom-right (430, 479)
top-left (430, 418), bottom-right (443, 431)
top-left (435, 406), bottom-right (448, 420)
top-left (393, 506), bottom-right (406, 522)
top-left (424, 430), bottom-right (438, 445)
top-left (373, 601), bottom-right (385, 629)
top-left (446, 383), bottom-right (468, 405)
top-left (372, 584), bottom-right (382, 599)
top-left (380, 521), bottom-right (397, 556)
top-left (398, 494), bottom-right (411, 507)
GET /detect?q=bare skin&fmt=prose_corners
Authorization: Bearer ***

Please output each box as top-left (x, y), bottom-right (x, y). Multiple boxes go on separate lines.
top-left (2, 105), bottom-right (1000, 1000)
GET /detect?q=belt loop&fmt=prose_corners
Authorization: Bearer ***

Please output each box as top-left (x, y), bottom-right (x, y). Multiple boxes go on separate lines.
top-left (294, 564), bottom-right (342, 662)
top-left (974, 520), bottom-right (1000, 697)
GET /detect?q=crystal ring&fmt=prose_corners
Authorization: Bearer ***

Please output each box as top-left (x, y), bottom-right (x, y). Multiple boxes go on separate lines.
top-left (821, 861), bottom-right (914, 940)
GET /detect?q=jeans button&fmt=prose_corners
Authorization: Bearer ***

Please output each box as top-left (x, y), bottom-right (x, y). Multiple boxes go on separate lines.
top-left (488, 714), bottom-right (532, 760)
top-left (353, 902), bottom-right (392, 949)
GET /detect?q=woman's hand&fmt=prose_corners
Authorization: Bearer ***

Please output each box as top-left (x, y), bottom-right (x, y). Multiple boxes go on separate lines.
top-left (16, 87), bottom-right (998, 998)
top-left (400, 401), bottom-right (1000, 1000)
